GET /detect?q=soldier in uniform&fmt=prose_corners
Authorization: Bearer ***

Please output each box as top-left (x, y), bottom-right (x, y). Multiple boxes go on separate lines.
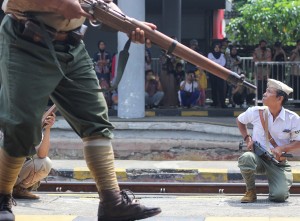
top-left (237, 79), bottom-right (300, 203)
top-left (0, 0), bottom-right (161, 221)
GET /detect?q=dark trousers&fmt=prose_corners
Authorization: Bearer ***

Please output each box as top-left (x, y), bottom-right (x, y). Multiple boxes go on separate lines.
top-left (0, 15), bottom-right (114, 157)
top-left (209, 74), bottom-right (226, 107)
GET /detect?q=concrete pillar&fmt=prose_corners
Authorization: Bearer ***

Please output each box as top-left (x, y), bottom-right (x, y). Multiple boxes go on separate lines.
top-left (117, 0), bottom-right (145, 119)
top-left (162, 0), bottom-right (182, 41)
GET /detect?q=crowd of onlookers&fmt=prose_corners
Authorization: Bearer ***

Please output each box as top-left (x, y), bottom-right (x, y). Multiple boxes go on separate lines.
top-left (92, 37), bottom-right (300, 110)
top-left (253, 39), bottom-right (300, 106)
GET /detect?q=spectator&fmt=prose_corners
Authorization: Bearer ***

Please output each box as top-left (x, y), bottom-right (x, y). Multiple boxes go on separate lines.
top-left (178, 71), bottom-right (200, 108)
top-left (145, 70), bottom-right (164, 109)
top-left (13, 109), bottom-right (56, 200)
top-left (93, 40), bottom-right (112, 83)
top-left (185, 39), bottom-right (202, 72)
top-left (226, 46), bottom-right (242, 74)
top-left (174, 63), bottom-right (185, 89)
top-left (208, 42), bottom-right (227, 108)
top-left (272, 41), bottom-right (287, 81)
top-left (159, 36), bottom-right (179, 107)
top-left (253, 39), bottom-right (272, 100)
top-left (145, 38), bottom-right (152, 71)
top-left (289, 39), bottom-right (300, 105)
top-left (111, 90), bottom-right (118, 110)
top-left (93, 40), bottom-right (112, 108)
top-left (225, 46), bottom-right (242, 107)
top-left (231, 82), bottom-right (256, 108)
top-left (194, 67), bottom-right (207, 107)
top-left (221, 38), bottom-right (231, 56)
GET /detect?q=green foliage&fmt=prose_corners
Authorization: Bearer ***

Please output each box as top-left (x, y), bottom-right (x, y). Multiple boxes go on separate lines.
top-left (227, 0), bottom-right (300, 46)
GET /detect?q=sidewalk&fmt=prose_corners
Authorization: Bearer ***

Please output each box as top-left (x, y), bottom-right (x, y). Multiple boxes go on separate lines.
top-left (108, 107), bottom-right (300, 118)
top-left (49, 160), bottom-right (300, 183)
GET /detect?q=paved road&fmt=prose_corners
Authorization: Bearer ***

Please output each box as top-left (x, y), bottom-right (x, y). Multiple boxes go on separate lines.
top-left (15, 193), bottom-right (300, 220)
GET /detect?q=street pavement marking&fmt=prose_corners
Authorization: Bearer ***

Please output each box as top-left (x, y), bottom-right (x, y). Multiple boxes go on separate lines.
top-left (291, 169), bottom-right (300, 182)
top-left (16, 215), bottom-right (76, 221)
top-left (181, 111), bottom-right (208, 117)
top-left (17, 216), bottom-right (300, 221)
top-left (46, 193), bottom-right (98, 198)
top-left (205, 218), bottom-right (300, 221)
top-left (73, 167), bottom-right (92, 180)
top-left (205, 218), bottom-right (268, 221)
top-left (271, 218), bottom-right (300, 221)
top-left (198, 168), bottom-right (228, 182)
top-left (145, 111), bottom-right (155, 117)
top-left (73, 167), bottom-right (127, 181)
top-left (234, 111), bottom-right (243, 117)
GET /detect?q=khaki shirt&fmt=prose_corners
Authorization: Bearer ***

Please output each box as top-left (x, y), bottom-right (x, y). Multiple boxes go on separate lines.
top-left (2, 0), bottom-right (112, 31)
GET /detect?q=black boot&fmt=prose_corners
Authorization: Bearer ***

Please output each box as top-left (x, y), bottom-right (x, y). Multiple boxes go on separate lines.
top-left (0, 194), bottom-right (15, 221)
top-left (98, 190), bottom-right (161, 221)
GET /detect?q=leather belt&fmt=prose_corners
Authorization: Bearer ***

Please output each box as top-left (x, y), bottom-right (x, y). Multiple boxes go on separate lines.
top-left (8, 14), bottom-right (82, 45)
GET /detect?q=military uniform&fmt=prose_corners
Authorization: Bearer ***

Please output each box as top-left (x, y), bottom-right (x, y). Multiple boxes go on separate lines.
top-left (237, 79), bottom-right (300, 202)
top-left (0, 0), bottom-right (114, 157)
top-left (0, 1), bottom-right (161, 220)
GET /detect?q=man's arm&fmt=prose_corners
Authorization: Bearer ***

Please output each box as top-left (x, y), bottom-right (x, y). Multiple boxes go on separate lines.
top-left (37, 113), bottom-right (56, 159)
top-left (236, 118), bottom-right (253, 151)
top-left (157, 79), bottom-right (163, 91)
top-left (272, 140), bottom-right (300, 159)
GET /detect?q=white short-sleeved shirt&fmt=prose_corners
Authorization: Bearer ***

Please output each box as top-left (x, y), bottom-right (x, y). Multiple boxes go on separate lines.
top-left (238, 106), bottom-right (300, 149)
top-left (180, 81), bottom-right (198, 92)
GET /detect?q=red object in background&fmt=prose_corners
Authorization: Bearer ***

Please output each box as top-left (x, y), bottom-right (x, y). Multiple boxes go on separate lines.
top-left (213, 9), bottom-right (225, 40)
top-left (111, 54), bottom-right (116, 80)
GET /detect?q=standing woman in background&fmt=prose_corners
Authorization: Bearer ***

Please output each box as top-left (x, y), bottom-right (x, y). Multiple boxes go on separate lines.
top-left (208, 42), bottom-right (227, 108)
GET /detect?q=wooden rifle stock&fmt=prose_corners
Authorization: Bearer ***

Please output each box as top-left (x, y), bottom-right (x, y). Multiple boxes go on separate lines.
top-left (82, 0), bottom-right (256, 90)
top-left (42, 104), bottom-right (57, 127)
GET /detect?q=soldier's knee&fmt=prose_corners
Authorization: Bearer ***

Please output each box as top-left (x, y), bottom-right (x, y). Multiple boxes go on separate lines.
top-left (42, 157), bottom-right (52, 173)
top-left (34, 157), bottom-right (52, 174)
top-left (269, 190), bottom-right (289, 202)
top-left (238, 152), bottom-right (256, 168)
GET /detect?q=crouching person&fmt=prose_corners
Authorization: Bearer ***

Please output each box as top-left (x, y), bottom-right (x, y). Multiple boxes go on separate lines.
top-left (13, 111), bottom-right (56, 200)
top-left (237, 79), bottom-right (300, 203)
top-left (178, 71), bottom-right (200, 108)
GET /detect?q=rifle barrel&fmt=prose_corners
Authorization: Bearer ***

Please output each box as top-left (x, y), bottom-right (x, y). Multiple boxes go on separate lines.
top-left (84, 1), bottom-right (256, 90)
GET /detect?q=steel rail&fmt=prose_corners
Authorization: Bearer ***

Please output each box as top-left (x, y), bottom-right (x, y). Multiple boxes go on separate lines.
top-left (39, 181), bottom-right (300, 194)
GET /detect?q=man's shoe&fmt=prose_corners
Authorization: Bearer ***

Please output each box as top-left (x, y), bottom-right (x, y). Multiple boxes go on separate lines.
top-left (13, 186), bottom-right (40, 200)
top-left (241, 189), bottom-right (257, 203)
top-left (0, 194), bottom-right (15, 221)
top-left (98, 189), bottom-right (161, 221)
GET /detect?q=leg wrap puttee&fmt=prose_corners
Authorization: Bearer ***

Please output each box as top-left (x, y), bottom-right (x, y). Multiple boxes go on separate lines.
top-left (83, 138), bottom-right (119, 194)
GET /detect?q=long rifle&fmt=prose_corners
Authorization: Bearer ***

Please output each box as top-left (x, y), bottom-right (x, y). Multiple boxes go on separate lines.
top-left (41, 104), bottom-right (57, 128)
top-left (81, 0), bottom-right (256, 90)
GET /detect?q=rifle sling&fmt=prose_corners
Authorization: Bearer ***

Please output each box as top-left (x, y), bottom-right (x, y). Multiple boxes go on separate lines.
top-left (259, 109), bottom-right (278, 147)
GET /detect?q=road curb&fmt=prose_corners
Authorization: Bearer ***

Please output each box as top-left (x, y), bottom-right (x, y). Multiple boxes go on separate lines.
top-left (53, 167), bottom-right (300, 183)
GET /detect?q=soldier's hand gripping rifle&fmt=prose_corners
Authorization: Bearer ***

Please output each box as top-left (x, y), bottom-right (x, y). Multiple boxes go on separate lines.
top-left (81, 0), bottom-right (256, 90)
top-left (239, 141), bottom-right (293, 167)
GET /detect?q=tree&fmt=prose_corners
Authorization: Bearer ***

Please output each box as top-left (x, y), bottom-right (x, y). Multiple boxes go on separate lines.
top-left (226, 0), bottom-right (300, 46)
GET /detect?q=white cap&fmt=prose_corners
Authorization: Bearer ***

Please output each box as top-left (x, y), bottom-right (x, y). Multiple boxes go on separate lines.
top-left (267, 79), bottom-right (293, 95)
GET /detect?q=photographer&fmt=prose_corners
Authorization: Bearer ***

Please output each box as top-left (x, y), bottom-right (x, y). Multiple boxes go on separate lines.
top-left (145, 70), bottom-right (164, 109)
top-left (178, 71), bottom-right (200, 108)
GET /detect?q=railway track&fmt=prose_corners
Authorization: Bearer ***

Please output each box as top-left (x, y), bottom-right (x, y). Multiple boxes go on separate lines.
top-left (39, 181), bottom-right (300, 194)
